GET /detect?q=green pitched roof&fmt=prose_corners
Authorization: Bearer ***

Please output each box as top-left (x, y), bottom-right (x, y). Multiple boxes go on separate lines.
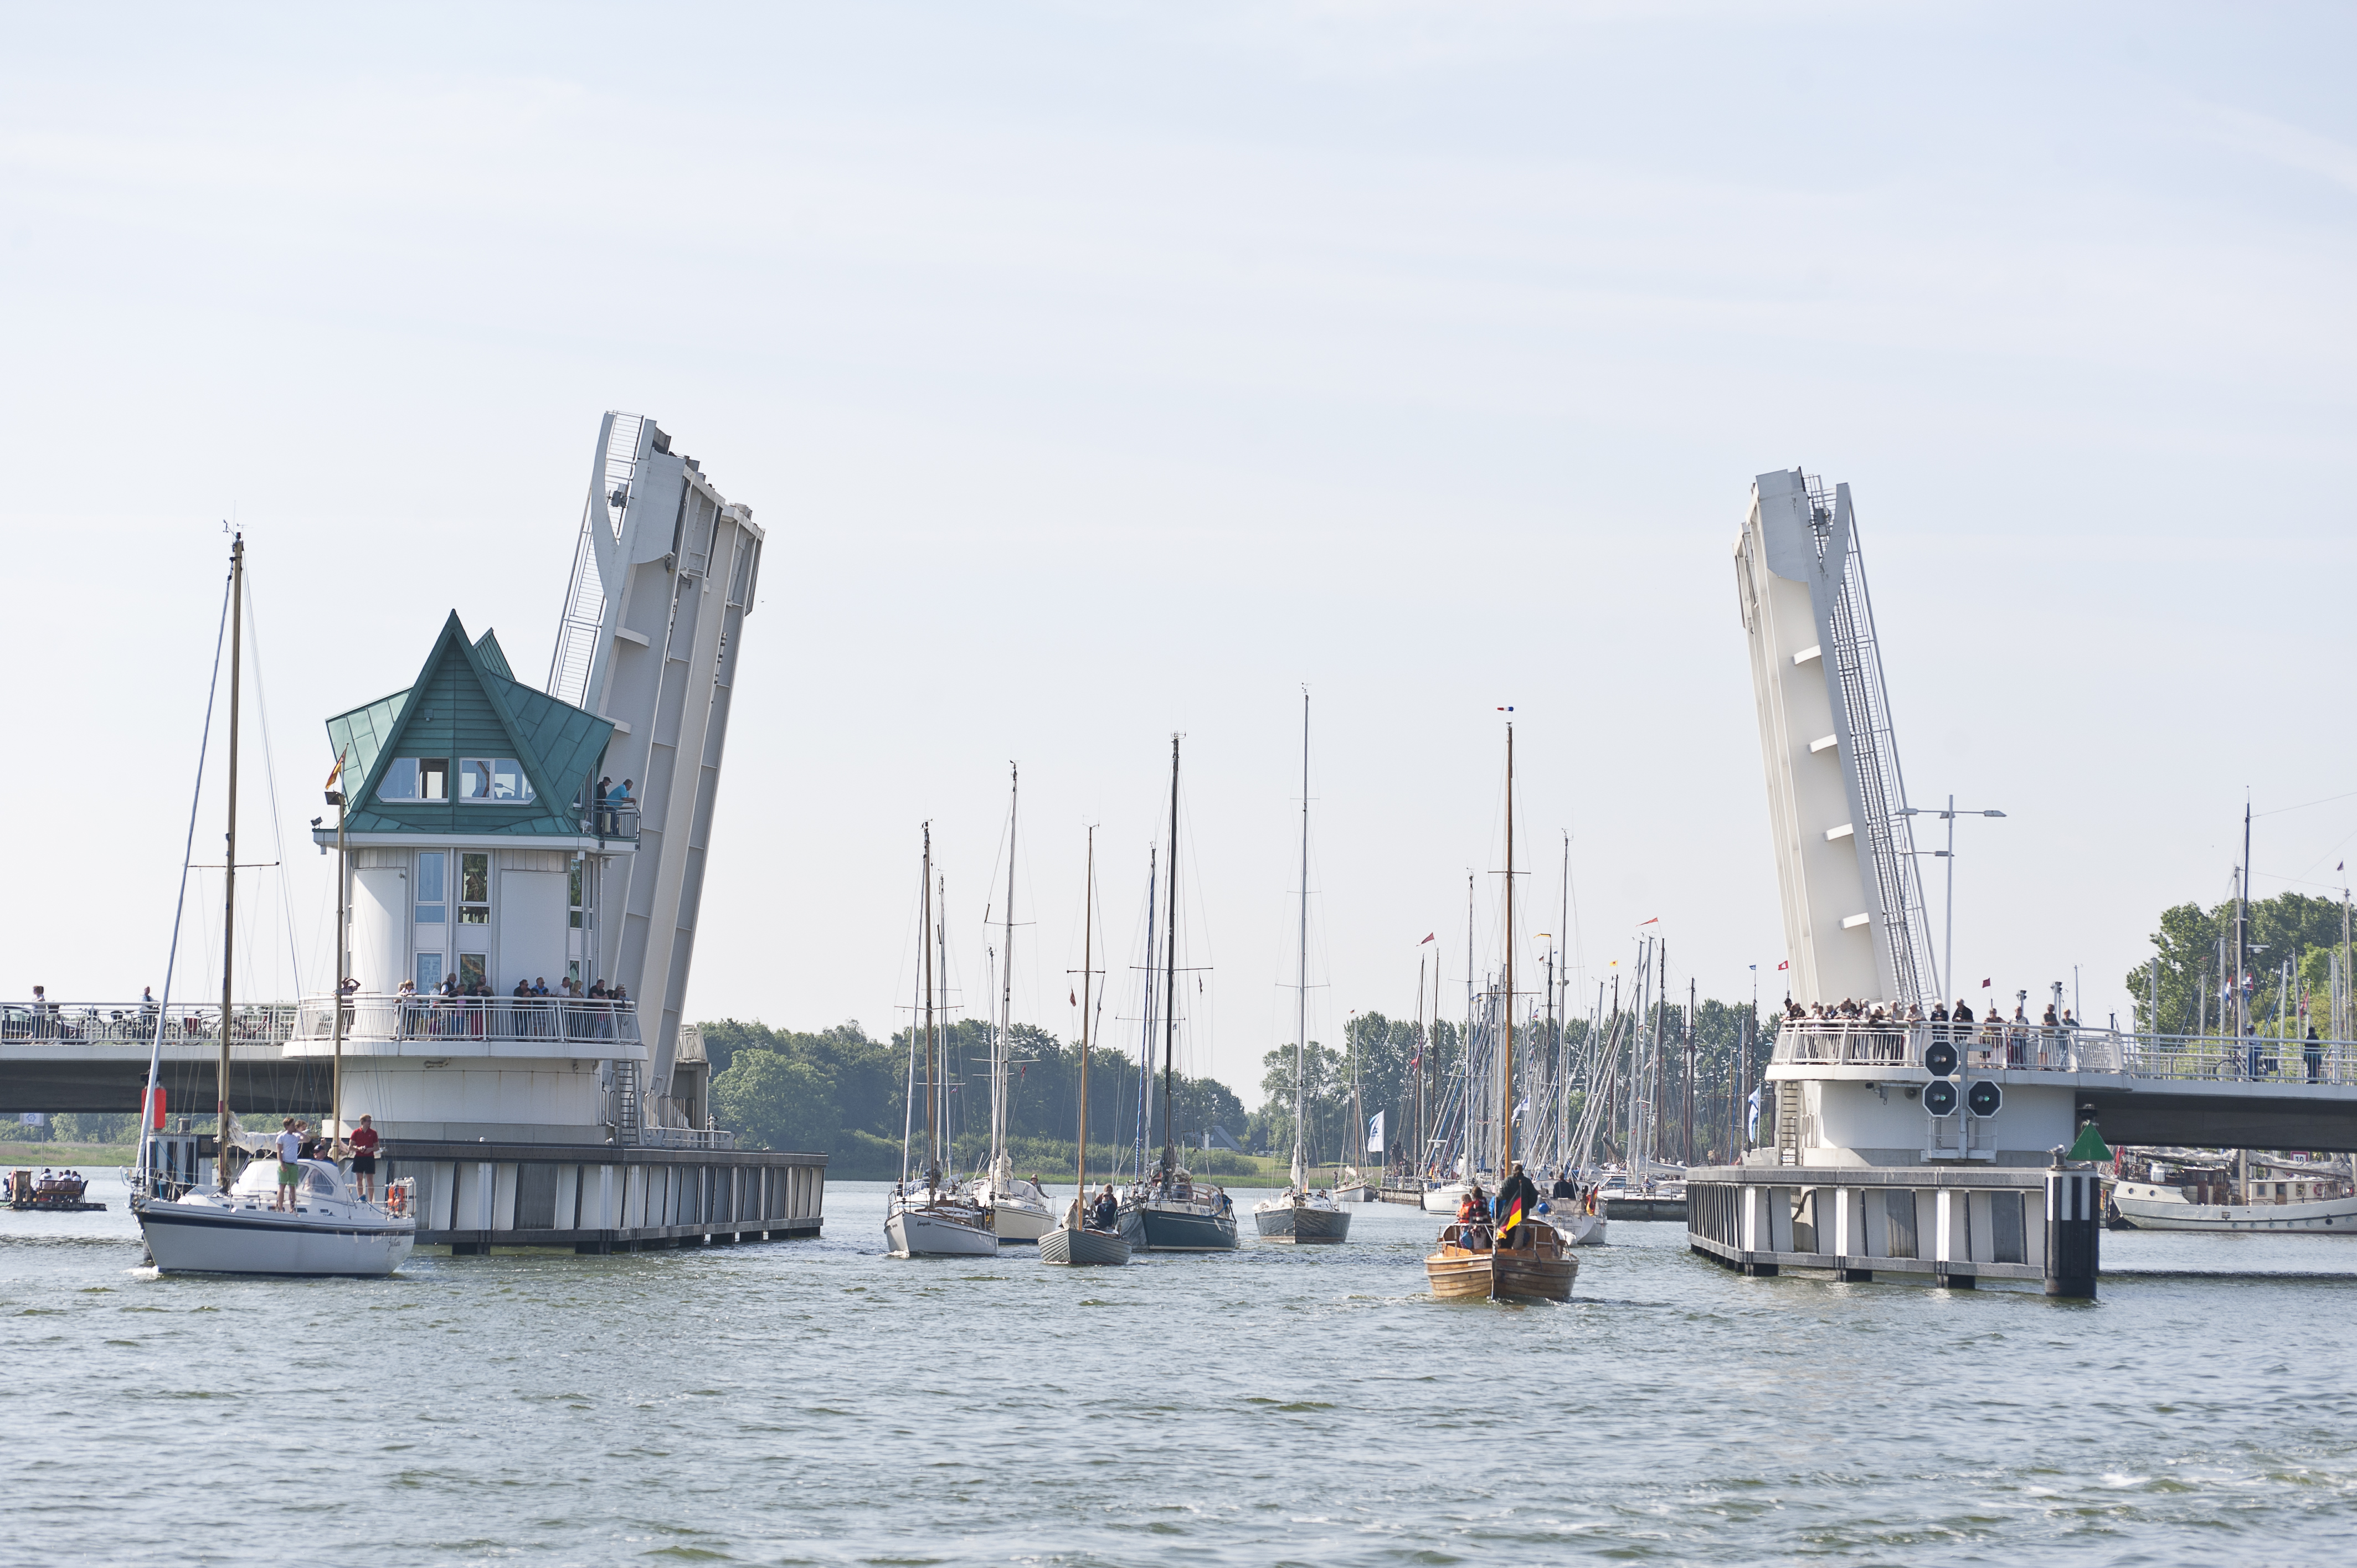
top-left (325, 611), bottom-right (615, 837)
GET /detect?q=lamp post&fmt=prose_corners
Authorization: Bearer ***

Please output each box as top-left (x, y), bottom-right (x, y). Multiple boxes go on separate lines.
top-left (1901, 796), bottom-right (2007, 1010)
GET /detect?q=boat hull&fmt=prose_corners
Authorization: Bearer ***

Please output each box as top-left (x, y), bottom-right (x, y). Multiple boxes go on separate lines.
top-left (1119, 1200), bottom-right (1238, 1252)
top-left (1038, 1224), bottom-right (1130, 1266)
top-left (1547, 1209), bottom-right (1608, 1246)
top-left (885, 1203), bottom-right (997, 1258)
top-left (1423, 1223), bottom-right (1578, 1302)
top-left (1422, 1182), bottom-right (1466, 1214)
top-left (1252, 1201), bottom-right (1351, 1244)
top-left (138, 1201), bottom-right (415, 1277)
top-left (1332, 1183), bottom-right (1376, 1203)
top-left (2111, 1182), bottom-right (2357, 1232)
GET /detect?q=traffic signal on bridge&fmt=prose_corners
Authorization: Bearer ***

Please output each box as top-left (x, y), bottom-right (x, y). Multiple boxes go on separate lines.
top-left (1967, 1080), bottom-right (2003, 1117)
top-left (1922, 1080), bottom-right (1959, 1116)
top-left (1924, 1040), bottom-right (1959, 1077)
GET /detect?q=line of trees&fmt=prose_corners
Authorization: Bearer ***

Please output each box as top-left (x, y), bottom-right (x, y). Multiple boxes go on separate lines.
top-left (1242, 999), bottom-right (1767, 1170)
top-left (702, 1018), bottom-right (1246, 1179)
top-left (2130, 890), bottom-right (2355, 1035)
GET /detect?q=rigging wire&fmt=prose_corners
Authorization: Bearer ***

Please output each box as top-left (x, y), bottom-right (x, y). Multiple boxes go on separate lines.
top-left (239, 569), bottom-right (307, 997)
top-left (135, 560), bottom-right (234, 1188)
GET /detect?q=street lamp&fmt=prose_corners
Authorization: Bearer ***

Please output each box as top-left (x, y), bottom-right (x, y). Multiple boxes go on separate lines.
top-left (1900, 796), bottom-right (2007, 1010)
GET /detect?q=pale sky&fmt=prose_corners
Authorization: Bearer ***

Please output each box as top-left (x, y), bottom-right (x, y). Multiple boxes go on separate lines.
top-left (4, 3), bottom-right (2353, 1098)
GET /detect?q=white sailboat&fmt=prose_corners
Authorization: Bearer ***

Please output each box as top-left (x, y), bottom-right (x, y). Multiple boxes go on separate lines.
top-left (1254, 691), bottom-right (1350, 1245)
top-left (132, 533), bottom-right (416, 1276)
top-left (1040, 827), bottom-right (1130, 1266)
top-left (887, 823), bottom-right (997, 1259)
top-left (961, 765), bottom-right (1056, 1243)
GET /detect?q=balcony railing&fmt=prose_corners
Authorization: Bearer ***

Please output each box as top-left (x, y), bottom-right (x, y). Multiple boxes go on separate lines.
top-left (1769, 1018), bottom-right (2357, 1086)
top-left (294, 994), bottom-right (641, 1048)
top-left (576, 800), bottom-right (641, 841)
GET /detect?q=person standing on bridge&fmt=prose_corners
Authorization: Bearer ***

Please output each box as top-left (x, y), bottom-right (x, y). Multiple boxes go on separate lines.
top-left (2305, 1025), bottom-right (2324, 1085)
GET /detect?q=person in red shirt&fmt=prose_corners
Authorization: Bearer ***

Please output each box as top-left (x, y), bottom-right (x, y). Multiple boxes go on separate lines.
top-left (348, 1114), bottom-right (381, 1201)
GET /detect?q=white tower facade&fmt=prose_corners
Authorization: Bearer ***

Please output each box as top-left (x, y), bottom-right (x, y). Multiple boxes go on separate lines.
top-left (548, 413), bottom-right (764, 1120)
top-left (1735, 469), bottom-right (1936, 1009)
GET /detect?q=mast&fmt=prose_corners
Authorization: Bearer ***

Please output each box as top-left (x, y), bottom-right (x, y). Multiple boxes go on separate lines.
top-left (1077, 826), bottom-right (1095, 1201)
top-left (1501, 721), bottom-right (1515, 1172)
top-left (2238, 802), bottom-right (2251, 1044)
top-left (923, 823), bottom-right (937, 1185)
top-left (1134, 844), bottom-right (1157, 1182)
top-left (1293, 689), bottom-right (1310, 1195)
top-left (1465, 872), bottom-right (1474, 1171)
top-left (1160, 735), bottom-right (1181, 1174)
top-left (1000, 771), bottom-right (1019, 1172)
top-left (216, 533), bottom-right (243, 1192)
top-left (1413, 955), bottom-right (1425, 1180)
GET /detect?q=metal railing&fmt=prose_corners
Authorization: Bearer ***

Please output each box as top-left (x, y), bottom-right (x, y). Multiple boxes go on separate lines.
top-left (638, 1126), bottom-right (737, 1151)
top-left (1, 1001), bottom-right (296, 1046)
top-left (294, 994), bottom-right (641, 1048)
top-left (1769, 1018), bottom-right (2357, 1086)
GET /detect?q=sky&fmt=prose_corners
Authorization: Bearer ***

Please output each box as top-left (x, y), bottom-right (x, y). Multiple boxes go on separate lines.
top-left (3, 3), bottom-right (2353, 1100)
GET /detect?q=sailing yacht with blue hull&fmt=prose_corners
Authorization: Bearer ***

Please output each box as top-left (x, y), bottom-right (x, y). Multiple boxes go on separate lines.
top-left (1119, 735), bottom-right (1239, 1253)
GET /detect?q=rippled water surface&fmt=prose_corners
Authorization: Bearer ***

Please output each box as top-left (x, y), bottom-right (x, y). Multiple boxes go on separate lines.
top-left (9, 1177), bottom-right (2357, 1565)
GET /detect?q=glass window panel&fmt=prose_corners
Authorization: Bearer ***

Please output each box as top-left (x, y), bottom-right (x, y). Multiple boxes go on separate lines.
top-left (459, 759), bottom-right (495, 801)
top-left (414, 953), bottom-right (443, 991)
top-left (376, 759), bottom-right (420, 802)
top-left (418, 759), bottom-right (449, 800)
top-left (416, 905), bottom-right (445, 924)
top-left (460, 854), bottom-right (488, 904)
top-left (492, 759), bottom-right (534, 802)
top-left (458, 955), bottom-right (486, 989)
top-left (416, 853), bottom-right (445, 904)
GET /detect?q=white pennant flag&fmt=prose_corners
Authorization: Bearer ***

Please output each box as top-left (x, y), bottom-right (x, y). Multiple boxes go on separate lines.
top-left (1365, 1109), bottom-right (1385, 1154)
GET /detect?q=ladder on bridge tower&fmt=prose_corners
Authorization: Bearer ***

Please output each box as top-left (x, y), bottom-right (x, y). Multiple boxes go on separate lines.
top-left (611, 1058), bottom-right (643, 1145)
top-left (1776, 1081), bottom-right (1802, 1166)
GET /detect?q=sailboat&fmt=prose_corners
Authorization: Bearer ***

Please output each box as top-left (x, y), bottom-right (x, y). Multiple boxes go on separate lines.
top-left (1424, 719), bottom-right (1577, 1302)
top-left (960, 765), bottom-right (1056, 1243)
top-left (1040, 827), bottom-right (1130, 1266)
top-left (1254, 691), bottom-right (1350, 1245)
top-left (1118, 735), bottom-right (1241, 1252)
top-left (887, 823), bottom-right (997, 1258)
top-left (1334, 1038), bottom-right (1376, 1203)
top-left (133, 533), bottom-right (417, 1276)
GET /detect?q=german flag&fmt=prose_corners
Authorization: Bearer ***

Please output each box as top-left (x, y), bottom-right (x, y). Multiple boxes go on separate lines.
top-left (1498, 1193), bottom-right (1525, 1236)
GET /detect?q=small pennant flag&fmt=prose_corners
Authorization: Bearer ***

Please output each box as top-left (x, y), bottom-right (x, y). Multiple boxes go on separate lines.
top-left (1069, 989), bottom-right (1077, 1007)
top-left (1420, 932), bottom-right (1435, 944)
top-left (1778, 961), bottom-right (1789, 971)
top-left (1982, 978), bottom-right (1992, 988)
top-left (1639, 917), bottom-right (1659, 926)
top-left (1497, 705), bottom-right (1514, 711)
top-left (325, 747), bottom-right (346, 790)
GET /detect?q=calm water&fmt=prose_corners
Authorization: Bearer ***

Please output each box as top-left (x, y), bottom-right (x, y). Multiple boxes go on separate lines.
top-left (8, 1177), bottom-right (2357, 1565)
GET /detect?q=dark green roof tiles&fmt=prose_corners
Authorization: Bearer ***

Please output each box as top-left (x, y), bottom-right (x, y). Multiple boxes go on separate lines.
top-left (325, 610), bottom-right (615, 837)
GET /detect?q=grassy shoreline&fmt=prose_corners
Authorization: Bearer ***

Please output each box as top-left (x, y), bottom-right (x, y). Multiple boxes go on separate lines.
top-left (2, 1141), bottom-right (137, 1168)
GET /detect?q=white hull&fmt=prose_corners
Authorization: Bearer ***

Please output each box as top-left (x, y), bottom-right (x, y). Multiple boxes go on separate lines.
top-left (886, 1201), bottom-right (998, 1258)
top-left (2111, 1182), bottom-right (2357, 1233)
top-left (1333, 1183), bottom-right (1376, 1203)
top-left (1422, 1182), bottom-right (1466, 1214)
top-left (137, 1162), bottom-right (414, 1276)
top-left (1547, 1208), bottom-right (1608, 1246)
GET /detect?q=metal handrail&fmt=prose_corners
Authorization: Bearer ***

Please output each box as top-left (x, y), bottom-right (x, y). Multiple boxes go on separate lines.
top-left (0, 1001), bottom-right (296, 1046)
top-left (294, 993), bottom-right (641, 1047)
top-left (1769, 1018), bottom-right (2357, 1085)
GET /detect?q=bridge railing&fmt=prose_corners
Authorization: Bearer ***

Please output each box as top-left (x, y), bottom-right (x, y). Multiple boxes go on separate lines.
top-left (1770, 1019), bottom-right (2357, 1086)
top-left (0, 1001), bottom-right (295, 1046)
top-left (294, 994), bottom-right (642, 1048)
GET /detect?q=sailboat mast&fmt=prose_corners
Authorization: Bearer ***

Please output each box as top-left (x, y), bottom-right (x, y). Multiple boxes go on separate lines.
top-left (1293, 690), bottom-right (1311, 1192)
top-left (1161, 735), bottom-right (1181, 1171)
top-left (998, 764), bottom-right (1018, 1178)
top-left (1078, 826), bottom-right (1094, 1199)
top-left (923, 824), bottom-right (937, 1181)
top-left (1502, 721), bottom-right (1515, 1170)
top-left (216, 533), bottom-right (243, 1191)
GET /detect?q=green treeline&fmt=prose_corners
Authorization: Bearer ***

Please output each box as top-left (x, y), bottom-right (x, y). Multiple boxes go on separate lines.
top-left (2130, 891), bottom-right (2355, 1035)
top-left (702, 1018), bottom-right (1246, 1179)
top-left (1242, 999), bottom-right (1767, 1168)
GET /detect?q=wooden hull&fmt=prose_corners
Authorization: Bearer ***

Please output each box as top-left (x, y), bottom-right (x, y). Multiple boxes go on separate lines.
top-left (1038, 1224), bottom-right (1130, 1266)
top-left (1423, 1223), bottom-right (1578, 1302)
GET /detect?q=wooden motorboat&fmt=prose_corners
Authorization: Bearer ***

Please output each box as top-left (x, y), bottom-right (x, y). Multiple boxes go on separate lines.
top-left (1424, 1218), bottom-right (1579, 1302)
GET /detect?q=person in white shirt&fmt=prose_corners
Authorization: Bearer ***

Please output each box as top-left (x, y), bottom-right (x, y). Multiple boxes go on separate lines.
top-left (274, 1118), bottom-right (305, 1211)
